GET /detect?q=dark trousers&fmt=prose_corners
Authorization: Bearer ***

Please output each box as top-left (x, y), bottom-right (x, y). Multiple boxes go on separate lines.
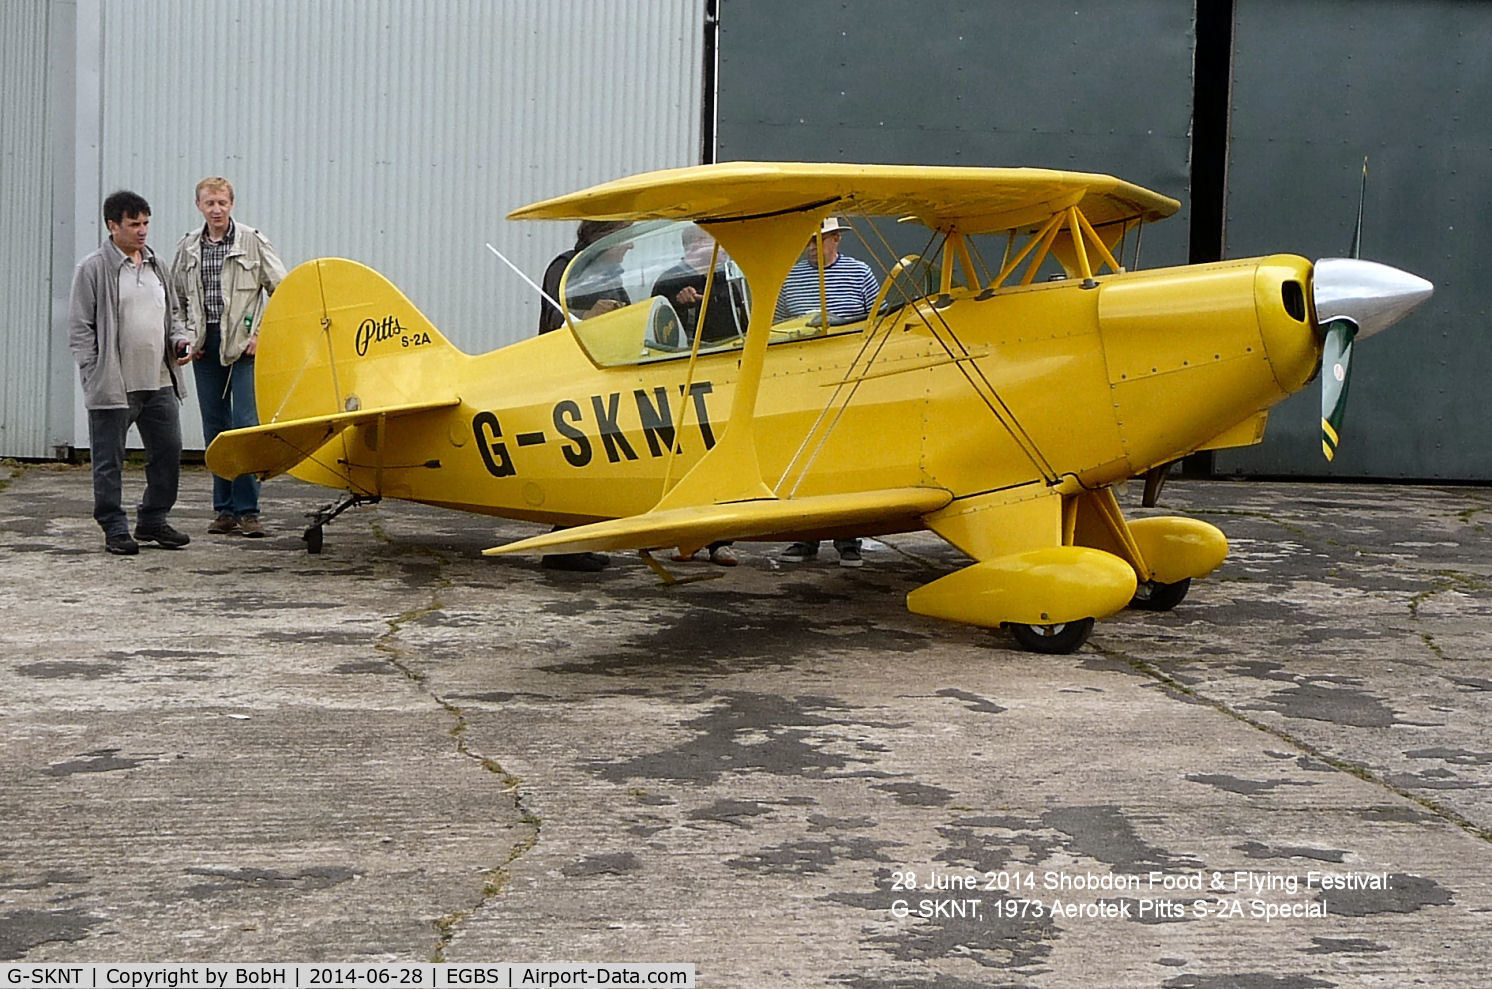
top-left (193, 324), bottom-right (260, 516)
top-left (88, 387), bottom-right (182, 537)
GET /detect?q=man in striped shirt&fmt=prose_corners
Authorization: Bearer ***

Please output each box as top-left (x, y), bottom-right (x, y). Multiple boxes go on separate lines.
top-left (773, 216), bottom-right (880, 325)
top-left (775, 217), bottom-right (881, 567)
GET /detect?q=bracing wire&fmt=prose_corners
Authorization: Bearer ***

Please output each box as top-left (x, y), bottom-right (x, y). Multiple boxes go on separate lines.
top-left (776, 218), bottom-right (1062, 493)
top-left (775, 219), bottom-right (941, 494)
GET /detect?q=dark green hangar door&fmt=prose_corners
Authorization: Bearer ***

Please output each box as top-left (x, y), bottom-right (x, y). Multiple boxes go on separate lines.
top-left (711, 0), bottom-right (1491, 481)
top-left (1212, 0), bottom-right (1487, 480)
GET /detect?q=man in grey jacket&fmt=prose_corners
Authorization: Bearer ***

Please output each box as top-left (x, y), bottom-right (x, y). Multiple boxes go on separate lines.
top-left (171, 177), bottom-right (286, 537)
top-left (69, 190), bottom-right (193, 556)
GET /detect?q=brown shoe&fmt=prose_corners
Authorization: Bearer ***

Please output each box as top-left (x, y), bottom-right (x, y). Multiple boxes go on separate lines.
top-left (239, 514), bottom-right (267, 538)
top-left (208, 513), bottom-right (239, 534)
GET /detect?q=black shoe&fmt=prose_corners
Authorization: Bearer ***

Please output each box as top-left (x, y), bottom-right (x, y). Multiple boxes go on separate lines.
top-left (105, 532), bottom-right (139, 556)
top-left (780, 541), bottom-right (818, 563)
top-left (134, 522), bottom-right (191, 549)
top-left (541, 552), bottom-right (607, 572)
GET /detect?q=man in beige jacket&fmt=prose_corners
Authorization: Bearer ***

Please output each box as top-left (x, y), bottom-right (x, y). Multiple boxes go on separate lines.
top-left (171, 177), bottom-right (286, 537)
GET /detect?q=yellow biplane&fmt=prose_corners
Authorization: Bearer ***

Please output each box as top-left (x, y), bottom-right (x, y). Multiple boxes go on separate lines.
top-left (206, 162), bottom-right (1432, 652)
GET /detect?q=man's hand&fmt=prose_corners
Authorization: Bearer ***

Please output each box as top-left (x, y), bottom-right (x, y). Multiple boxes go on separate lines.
top-left (675, 286), bottom-right (701, 305)
top-left (586, 298), bottom-right (624, 317)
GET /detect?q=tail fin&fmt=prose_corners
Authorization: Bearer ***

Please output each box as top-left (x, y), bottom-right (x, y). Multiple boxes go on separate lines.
top-left (257, 258), bottom-right (460, 422)
top-left (206, 259), bottom-right (461, 485)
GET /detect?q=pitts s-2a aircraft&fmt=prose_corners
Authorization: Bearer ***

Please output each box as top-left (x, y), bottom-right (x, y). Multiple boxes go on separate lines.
top-left (207, 163), bottom-right (1433, 653)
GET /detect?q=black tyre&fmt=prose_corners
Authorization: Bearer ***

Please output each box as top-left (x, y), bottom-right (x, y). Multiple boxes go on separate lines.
top-left (1007, 618), bottom-right (1095, 654)
top-left (1130, 577), bottom-right (1191, 612)
top-left (304, 525), bottom-right (324, 555)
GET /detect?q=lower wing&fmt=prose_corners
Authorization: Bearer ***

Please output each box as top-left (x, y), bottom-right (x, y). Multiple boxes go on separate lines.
top-left (482, 487), bottom-right (953, 557)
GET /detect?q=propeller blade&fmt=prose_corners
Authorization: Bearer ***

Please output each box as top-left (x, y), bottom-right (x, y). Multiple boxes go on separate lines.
top-left (1311, 259), bottom-right (1431, 461)
top-left (1310, 161), bottom-right (1432, 462)
top-left (1319, 318), bottom-right (1357, 461)
top-left (1348, 158), bottom-right (1366, 260)
top-left (1310, 260), bottom-right (1431, 461)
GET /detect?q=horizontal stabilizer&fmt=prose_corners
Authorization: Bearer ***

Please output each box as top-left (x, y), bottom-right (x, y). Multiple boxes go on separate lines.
top-left (483, 487), bottom-right (954, 557)
top-left (205, 397), bottom-right (460, 480)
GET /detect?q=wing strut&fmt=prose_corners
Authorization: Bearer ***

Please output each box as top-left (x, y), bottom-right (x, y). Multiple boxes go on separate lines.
top-left (648, 209), bottom-right (824, 512)
top-left (659, 241), bottom-right (725, 496)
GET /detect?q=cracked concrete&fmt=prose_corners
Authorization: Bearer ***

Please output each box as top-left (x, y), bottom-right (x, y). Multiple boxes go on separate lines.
top-left (2, 463), bottom-right (1492, 986)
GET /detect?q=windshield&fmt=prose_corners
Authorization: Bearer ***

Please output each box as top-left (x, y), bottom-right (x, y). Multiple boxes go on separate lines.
top-left (559, 220), bottom-right (750, 365)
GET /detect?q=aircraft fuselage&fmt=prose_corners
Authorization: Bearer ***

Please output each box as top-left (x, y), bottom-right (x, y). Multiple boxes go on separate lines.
top-left (285, 253), bottom-right (1320, 538)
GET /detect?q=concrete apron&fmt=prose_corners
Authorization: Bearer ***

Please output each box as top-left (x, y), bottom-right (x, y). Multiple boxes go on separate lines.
top-left (2, 464), bottom-right (1490, 985)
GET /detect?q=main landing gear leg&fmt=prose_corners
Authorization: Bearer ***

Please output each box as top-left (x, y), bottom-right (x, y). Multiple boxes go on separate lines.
top-left (303, 493), bottom-right (381, 554)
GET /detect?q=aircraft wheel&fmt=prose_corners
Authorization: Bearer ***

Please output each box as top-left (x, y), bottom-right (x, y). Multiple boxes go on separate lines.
top-left (1130, 577), bottom-right (1191, 612)
top-left (1007, 618), bottom-right (1094, 654)
top-left (303, 525), bottom-right (324, 555)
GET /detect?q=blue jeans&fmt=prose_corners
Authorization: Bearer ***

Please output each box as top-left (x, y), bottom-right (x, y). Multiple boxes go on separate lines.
top-left (194, 325), bottom-right (260, 517)
top-left (88, 387), bottom-right (182, 537)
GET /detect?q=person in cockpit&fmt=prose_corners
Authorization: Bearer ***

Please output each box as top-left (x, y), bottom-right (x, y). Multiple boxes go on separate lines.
top-left (774, 216), bottom-right (879, 325)
top-left (538, 220), bottom-right (632, 335)
top-left (650, 224), bottom-right (746, 345)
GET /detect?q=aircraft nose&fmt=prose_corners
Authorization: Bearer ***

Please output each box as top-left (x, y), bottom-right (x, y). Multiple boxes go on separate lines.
top-left (1312, 258), bottom-right (1434, 340)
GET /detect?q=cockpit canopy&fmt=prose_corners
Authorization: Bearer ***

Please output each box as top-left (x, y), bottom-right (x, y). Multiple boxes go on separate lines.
top-left (557, 221), bottom-right (743, 364)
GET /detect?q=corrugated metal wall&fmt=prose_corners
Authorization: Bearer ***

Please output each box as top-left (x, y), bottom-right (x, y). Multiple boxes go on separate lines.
top-left (54, 0), bottom-right (704, 453)
top-left (0, 0), bottom-right (57, 459)
top-left (1215, 0), bottom-right (1492, 479)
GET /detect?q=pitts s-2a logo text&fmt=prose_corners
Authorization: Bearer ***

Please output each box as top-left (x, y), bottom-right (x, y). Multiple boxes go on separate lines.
top-left (356, 314), bottom-right (432, 356)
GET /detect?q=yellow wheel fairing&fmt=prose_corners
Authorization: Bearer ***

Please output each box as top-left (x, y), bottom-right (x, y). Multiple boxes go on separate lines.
top-left (1127, 516), bottom-right (1229, 585)
top-left (906, 546), bottom-right (1137, 629)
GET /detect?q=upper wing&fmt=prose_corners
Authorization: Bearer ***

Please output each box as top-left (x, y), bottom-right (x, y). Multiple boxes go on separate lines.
top-left (508, 161), bottom-right (1179, 235)
top-left (482, 487), bottom-right (953, 558)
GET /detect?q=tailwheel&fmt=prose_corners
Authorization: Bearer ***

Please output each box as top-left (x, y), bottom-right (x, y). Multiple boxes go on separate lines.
top-left (1130, 577), bottom-right (1191, 612)
top-left (301, 493), bottom-right (380, 555)
top-left (1006, 618), bottom-right (1094, 654)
